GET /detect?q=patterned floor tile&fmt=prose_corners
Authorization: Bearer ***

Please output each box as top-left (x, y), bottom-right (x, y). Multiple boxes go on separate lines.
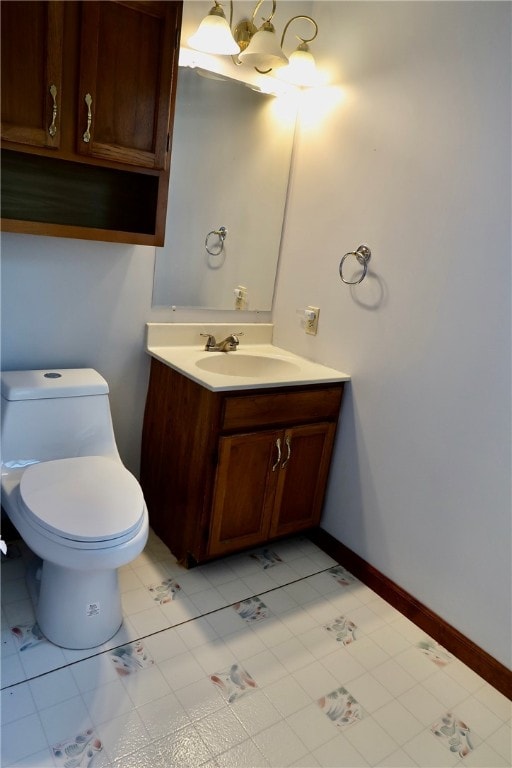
top-left (327, 565), bottom-right (357, 587)
top-left (416, 638), bottom-right (454, 668)
top-left (147, 577), bottom-right (181, 604)
top-left (210, 663), bottom-right (258, 703)
top-left (232, 596), bottom-right (270, 623)
top-left (250, 549), bottom-right (283, 569)
top-left (10, 622), bottom-right (45, 651)
top-left (430, 711), bottom-right (480, 758)
top-left (317, 686), bottom-right (366, 728)
top-left (51, 728), bottom-right (103, 768)
top-left (110, 639), bottom-right (154, 676)
top-left (323, 615), bottom-right (358, 646)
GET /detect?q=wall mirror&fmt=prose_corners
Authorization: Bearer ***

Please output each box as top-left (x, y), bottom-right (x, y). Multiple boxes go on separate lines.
top-left (152, 64), bottom-right (297, 311)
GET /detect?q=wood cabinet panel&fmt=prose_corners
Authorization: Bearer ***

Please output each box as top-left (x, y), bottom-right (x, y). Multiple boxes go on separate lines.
top-left (1, 2), bottom-right (64, 149)
top-left (208, 431), bottom-right (278, 557)
top-left (1, 149), bottom-right (159, 234)
top-left (77, 1), bottom-right (175, 169)
top-left (222, 387), bottom-right (343, 431)
top-left (270, 423), bottom-right (337, 538)
top-left (141, 359), bottom-right (220, 562)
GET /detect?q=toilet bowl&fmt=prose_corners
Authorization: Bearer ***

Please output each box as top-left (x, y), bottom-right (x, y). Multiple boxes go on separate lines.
top-left (1, 368), bottom-right (149, 649)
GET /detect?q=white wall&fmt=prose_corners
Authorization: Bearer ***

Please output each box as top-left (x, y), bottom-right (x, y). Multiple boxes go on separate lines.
top-left (1, 1), bottom-right (510, 668)
top-left (1, 236), bottom-right (151, 473)
top-left (272, 1), bottom-right (511, 667)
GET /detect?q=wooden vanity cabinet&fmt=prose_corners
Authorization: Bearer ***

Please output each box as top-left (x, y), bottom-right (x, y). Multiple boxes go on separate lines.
top-left (1, 0), bottom-right (182, 245)
top-left (141, 358), bottom-right (344, 566)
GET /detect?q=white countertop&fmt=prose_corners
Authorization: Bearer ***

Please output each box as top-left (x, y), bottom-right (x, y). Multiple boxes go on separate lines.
top-left (146, 324), bottom-right (350, 392)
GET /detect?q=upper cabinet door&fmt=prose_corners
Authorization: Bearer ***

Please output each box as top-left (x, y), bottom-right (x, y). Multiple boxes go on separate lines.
top-left (77, 1), bottom-right (179, 169)
top-left (1, 1), bottom-right (64, 149)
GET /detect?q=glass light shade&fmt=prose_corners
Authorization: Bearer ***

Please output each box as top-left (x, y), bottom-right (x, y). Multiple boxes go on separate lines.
top-left (188, 13), bottom-right (240, 55)
top-left (238, 26), bottom-right (288, 69)
top-left (277, 47), bottom-right (319, 86)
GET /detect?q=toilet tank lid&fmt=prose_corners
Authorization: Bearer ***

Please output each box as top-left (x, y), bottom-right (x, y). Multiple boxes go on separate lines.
top-left (1, 369), bottom-right (109, 400)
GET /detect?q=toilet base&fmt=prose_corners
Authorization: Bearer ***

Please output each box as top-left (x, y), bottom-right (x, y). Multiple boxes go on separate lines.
top-left (35, 560), bottom-right (123, 649)
top-left (25, 554), bottom-right (42, 607)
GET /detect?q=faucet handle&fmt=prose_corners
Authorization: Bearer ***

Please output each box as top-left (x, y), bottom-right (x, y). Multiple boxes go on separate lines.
top-left (226, 332), bottom-right (243, 351)
top-left (200, 333), bottom-right (216, 350)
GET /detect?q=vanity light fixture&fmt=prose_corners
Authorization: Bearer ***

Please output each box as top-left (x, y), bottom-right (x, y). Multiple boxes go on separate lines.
top-left (188, 1), bottom-right (320, 86)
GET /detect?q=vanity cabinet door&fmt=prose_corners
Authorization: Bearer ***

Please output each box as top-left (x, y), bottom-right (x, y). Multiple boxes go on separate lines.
top-left (77, 1), bottom-right (177, 169)
top-left (208, 430), bottom-right (280, 558)
top-left (270, 423), bottom-right (337, 538)
top-left (1, 1), bottom-right (64, 149)
top-left (208, 422), bottom-right (338, 558)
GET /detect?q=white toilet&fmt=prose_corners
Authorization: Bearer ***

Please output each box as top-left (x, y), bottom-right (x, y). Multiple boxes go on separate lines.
top-left (1, 368), bottom-right (149, 650)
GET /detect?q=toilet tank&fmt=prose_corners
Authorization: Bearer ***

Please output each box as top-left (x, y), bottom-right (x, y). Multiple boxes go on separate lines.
top-left (1, 369), bottom-right (119, 467)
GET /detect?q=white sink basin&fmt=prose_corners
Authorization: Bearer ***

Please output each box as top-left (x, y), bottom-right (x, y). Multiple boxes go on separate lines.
top-left (145, 324), bottom-right (350, 391)
top-left (195, 353), bottom-right (301, 378)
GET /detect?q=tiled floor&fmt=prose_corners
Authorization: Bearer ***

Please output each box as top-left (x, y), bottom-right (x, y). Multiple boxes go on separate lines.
top-left (1, 531), bottom-right (510, 767)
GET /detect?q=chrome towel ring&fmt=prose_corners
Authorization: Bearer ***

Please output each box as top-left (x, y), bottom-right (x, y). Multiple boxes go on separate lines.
top-left (339, 244), bottom-right (371, 285)
top-left (205, 226), bottom-right (227, 256)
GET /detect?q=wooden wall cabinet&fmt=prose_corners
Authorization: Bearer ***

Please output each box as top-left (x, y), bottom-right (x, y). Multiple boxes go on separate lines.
top-left (1, 0), bottom-right (182, 245)
top-left (141, 358), bottom-right (344, 566)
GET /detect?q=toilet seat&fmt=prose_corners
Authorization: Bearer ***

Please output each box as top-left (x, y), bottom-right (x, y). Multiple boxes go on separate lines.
top-left (19, 456), bottom-right (145, 546)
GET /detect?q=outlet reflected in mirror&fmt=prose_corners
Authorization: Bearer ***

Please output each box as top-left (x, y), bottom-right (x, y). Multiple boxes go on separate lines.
top-left (152, 66), bottom-right (297, 311)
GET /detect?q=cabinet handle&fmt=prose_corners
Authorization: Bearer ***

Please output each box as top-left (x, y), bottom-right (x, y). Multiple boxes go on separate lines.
top-left (48, 84), bottom-right (58, 137)
top-left (281, 436), bottom-right (292, 469)
top-left (272, 438), bottom-right (282, 471)
top-left (82, 93), bottom-right (93, 143)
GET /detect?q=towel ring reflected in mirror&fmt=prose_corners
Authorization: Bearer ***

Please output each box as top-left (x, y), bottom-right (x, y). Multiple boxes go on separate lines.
top-left (339, 244), bottom-right (372, 285)
top-left (205, 226), bottom-right (228, 256)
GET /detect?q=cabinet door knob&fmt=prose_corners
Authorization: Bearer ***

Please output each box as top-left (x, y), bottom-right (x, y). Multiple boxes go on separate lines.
top-left (83, 93), bottom-right (93, 143)
top-left (272, 438), bottom-right (282, 472)
top-left (281, 436), bottom-right (292, 469)
top-left (48, 84), bottom-right (58, 137)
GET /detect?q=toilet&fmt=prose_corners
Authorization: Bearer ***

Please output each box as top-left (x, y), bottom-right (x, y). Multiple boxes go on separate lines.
top-left (0, 368), bottom-right (149, 649)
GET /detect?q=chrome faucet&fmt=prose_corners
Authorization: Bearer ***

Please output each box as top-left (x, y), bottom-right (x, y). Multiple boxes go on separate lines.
top-left (200, 332), bottom-right (242, 352)
top-left (217, 334), bottom-right (240, 352)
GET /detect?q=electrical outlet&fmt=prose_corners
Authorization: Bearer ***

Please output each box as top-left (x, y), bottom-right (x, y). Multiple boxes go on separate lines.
top-left (305, 306), bottom-right (320, 335)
